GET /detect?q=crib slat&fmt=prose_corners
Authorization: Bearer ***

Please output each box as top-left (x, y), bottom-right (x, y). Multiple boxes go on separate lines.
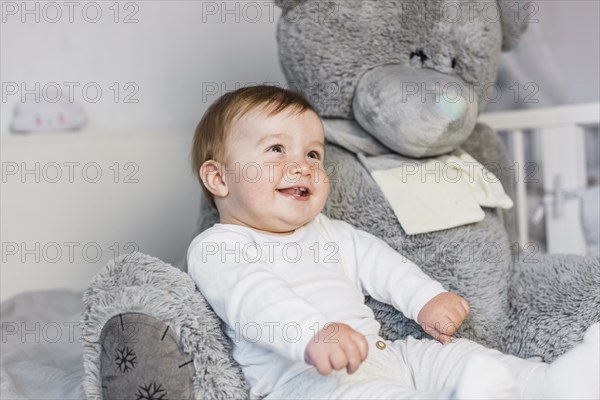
top-left (538, 124), bottom-right (587, 255)
top-left (511, 129), bottom-right (530, 250)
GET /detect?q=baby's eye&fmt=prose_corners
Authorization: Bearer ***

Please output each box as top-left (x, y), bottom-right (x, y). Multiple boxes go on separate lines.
top-left (308, 151), bottom-right (321, 159)
top-left (268, 144), bottom-right (283, 153)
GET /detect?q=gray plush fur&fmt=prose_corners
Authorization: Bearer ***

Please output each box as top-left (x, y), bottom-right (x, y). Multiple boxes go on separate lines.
top-left (497, 0), bottom-right (531, 51)
top-left (506, 253), bottom-right (600, 361)
top-left (81, 252), bottom-right (249, 399)
top-left (352, 65), bottom-right (480, 157)
top-left (275, 0), bottom-right (524, 119)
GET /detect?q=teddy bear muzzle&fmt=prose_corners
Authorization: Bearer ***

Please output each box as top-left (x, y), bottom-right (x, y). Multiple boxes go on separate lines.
top-left (352, 64), bottom-right (479, 158)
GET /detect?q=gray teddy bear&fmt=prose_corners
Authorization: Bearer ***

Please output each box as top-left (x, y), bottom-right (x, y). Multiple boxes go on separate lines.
top-left (82, 1), bottom-right (600, 399)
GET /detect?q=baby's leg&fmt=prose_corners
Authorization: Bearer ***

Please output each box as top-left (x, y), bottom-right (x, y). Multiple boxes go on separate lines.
top-left (266, 371), bottom-right (456, 400)
top-left (393, 322), bottom-right (600, 399)
top-left (265, 334), bottom-right (457, 400)
top-left (391, 335), bottom-right (523, 399)
top-left (522, 322), bottom-right (600, 399)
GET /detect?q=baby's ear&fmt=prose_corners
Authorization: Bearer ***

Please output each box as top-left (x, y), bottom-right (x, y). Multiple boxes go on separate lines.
top-left (496, 0), bottom-right (530, 51)
top-left (200, 160), bottom-right (228, 197)
top-left (274, 0), bottom-right (306, 9)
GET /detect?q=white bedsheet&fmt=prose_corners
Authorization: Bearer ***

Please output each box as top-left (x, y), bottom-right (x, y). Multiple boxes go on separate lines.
top-left (1, 290), bottom-right (86, 399)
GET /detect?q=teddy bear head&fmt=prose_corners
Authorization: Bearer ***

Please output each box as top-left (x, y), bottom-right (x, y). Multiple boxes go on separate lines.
top-left (275, 0), bottom-right (528, 157)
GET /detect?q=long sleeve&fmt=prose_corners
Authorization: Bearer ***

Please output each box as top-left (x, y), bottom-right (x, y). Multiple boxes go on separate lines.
top-left (187, 230), bottom-right (332, 364)
top-left (333, 219), bottom-right (447, 322)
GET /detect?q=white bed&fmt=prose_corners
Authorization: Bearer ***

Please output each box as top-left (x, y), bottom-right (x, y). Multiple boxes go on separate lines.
top-left (1, 289), bottom-right (86, 399)
top-left (1, 104), bottom-right (598, 399)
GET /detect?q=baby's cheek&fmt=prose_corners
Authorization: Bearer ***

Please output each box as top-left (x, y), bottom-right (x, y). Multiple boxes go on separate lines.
top-left (260, 164), bottom-right (281, 186)
top-left (240, 176), bottom-right (272, 199)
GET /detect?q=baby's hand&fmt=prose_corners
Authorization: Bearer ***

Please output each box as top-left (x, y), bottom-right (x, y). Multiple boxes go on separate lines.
top-left (304, 322), bottom-right (369, 376)
top-left (417, 292), bottom-right (470, 345)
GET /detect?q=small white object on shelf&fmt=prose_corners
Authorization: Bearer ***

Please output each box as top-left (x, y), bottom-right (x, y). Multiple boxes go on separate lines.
top-left (10, 90), bottom-right (87, 133)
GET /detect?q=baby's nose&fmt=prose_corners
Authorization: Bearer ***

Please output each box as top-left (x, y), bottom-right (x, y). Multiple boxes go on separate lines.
top-left (287, 159), bottom-right (312, 176)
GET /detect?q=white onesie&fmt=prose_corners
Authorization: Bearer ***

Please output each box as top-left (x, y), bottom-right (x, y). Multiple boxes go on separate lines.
top-left (187, 213), bottom-right (448, 398)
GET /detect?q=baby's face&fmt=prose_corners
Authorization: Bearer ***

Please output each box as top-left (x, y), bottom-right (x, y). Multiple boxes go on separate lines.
top-left (216, 107), bottom-right (330, 235)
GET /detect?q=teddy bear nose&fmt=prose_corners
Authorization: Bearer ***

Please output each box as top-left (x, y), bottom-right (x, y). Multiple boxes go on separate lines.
top-left (353, 64), bottom-right (478, 158)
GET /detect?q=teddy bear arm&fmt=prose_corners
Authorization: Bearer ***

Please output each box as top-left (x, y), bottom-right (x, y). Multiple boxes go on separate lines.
top-left (505, 252), bottom-right (600, 362)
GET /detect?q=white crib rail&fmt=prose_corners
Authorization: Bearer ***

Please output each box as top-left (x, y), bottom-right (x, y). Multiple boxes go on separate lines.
top-left (479, 102), bottom-right (600, 255)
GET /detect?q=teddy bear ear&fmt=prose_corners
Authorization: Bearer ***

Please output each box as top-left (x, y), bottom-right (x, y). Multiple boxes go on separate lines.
top-left (497, 0), bottom-right (530, 51)
top-left (274, 0), bottom-right (306, 9)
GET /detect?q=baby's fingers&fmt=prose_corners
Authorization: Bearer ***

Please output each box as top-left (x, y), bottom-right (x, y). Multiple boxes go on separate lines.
top-left (460, 299), bottom-right (471, 315)
top-left (353, 333), bottom-right (369, 362)
top-left (329, 349), bottom-right (349, 373)
top-left (343, 339), bottom-right (366, 374)
top-left (452, 300), bottom-right (470, 324)
top-left (446, 306), bottom-right (469, 335)
top-left (423, 323), bottom-right (453, 345)
top-left (441, 319), bottom-right (461, 337)
top-left (436, 333), bottom-right (453, 345)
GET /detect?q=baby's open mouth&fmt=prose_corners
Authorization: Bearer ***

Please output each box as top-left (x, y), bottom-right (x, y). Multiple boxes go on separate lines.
top-left (277, 186), bottom-right (310, 197)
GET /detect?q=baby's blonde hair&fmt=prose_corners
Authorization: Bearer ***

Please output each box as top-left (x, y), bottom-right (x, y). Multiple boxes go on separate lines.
top-left (191, 85), bottom-right (318, 209)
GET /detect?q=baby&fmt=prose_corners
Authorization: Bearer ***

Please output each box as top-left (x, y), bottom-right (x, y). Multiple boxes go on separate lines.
top-left (187, 85), bottom-right (599, 399)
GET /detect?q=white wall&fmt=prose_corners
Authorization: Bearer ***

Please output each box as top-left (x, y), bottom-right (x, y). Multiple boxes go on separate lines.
top-left (1, 1), bottom-right (287, 301)
top-left (1, 1), bottom-right (286, 135)
top-left (1, 128), bottom-right (201, 302)
top-left (539, 1), bottom-right (599, 105)
top-left (487, 0), bottom-right (600, 112)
